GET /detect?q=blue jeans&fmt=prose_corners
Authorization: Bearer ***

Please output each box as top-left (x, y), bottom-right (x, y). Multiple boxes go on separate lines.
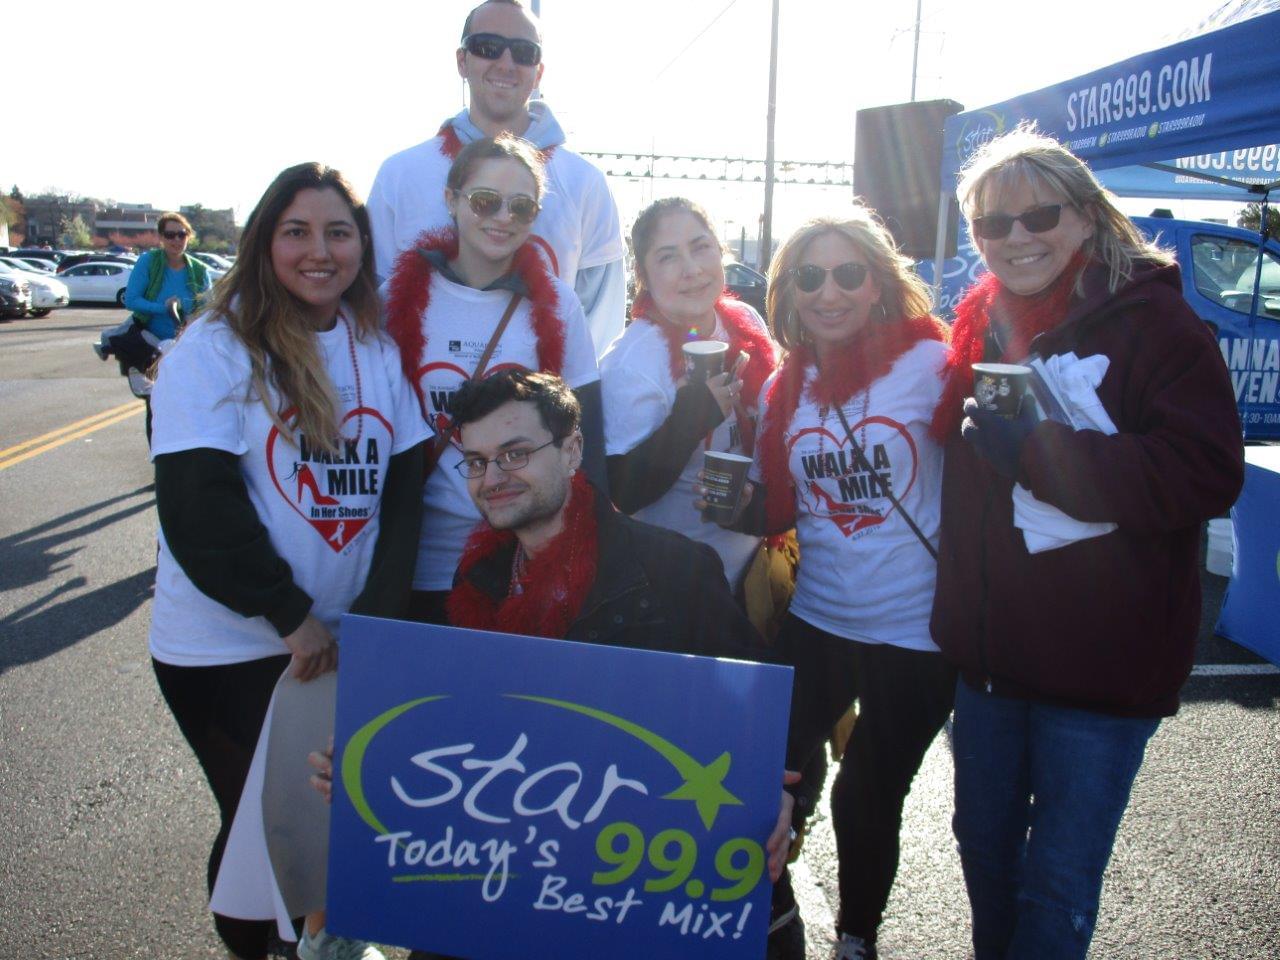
top-left (951, 678), bottom-right (1159, 960)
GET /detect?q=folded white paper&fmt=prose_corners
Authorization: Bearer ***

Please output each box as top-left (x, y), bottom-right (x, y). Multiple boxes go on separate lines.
top-left (1014, 353), bottom-right (1119, 554)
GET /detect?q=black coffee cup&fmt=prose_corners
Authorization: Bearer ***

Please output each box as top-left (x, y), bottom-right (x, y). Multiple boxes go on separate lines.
top-left (702, 451), bottom-right (753, 521)
top-left (683, 340), bottom-right (729, 383)
top-left (972, 363), bottom-right (1032, 419)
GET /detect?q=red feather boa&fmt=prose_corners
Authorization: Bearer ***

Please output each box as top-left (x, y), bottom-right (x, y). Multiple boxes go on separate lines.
top-left (437, 120), bottom-right (558, 162)
top-left (445, 472), bottom-right (598, 639)
top-left (384, 228), bottom-right (566, 413)
top-left (629, 292), bottom-right (779, 409)
top-left (929, 250), bottom-right (1087, 441)
top-left (757, 315), bottom-right (948, 533)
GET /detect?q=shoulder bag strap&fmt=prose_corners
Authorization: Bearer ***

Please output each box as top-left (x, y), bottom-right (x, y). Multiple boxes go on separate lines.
top-left (831, 401), bottom-right (938, 561)
top-left (422, 291), bottom-right (524, 479)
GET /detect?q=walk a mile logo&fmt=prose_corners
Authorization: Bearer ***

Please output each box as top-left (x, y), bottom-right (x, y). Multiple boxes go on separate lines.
top-left (267, 406), bottom-right (394, 552)
top-left (788, 415), bottom-right (918, 538)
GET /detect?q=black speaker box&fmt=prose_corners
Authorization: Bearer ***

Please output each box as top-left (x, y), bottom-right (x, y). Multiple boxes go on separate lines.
top-left (854, 99), bottom-right (963, 260)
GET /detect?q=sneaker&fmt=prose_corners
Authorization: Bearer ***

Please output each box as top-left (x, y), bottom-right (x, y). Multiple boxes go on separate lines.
top-left (126, 367), bottom-right (153, 398)
top-left (296, 927), bottom-right (385, 960)
top-left (833, 932), bottom-right (878, 959)
top-left (92, 338), bottom-right (110, 361)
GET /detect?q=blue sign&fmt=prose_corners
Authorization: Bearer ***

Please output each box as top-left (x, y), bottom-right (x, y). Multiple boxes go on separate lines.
top-left (326, 615), bottom-right (793, 960)
top-left (940, 10), bottom-right (1280, 187)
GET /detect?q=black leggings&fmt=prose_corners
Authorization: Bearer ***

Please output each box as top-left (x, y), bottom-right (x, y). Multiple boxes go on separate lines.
top-left (152, 654), bottom-right (292, 960)
top-left (779, 614), bottom-right (956, 942)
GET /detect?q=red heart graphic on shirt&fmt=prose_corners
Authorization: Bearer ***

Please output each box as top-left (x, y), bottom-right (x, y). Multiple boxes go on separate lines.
top-left (787, 415), bottom-right (918, 538)
top-left (266, 406), bottom-right (394, 553)
top-left (416, 359), bottom-right (530, 449)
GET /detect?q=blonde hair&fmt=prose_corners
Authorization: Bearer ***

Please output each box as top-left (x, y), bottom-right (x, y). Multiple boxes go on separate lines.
top-left (957, 122), bottom-right (1173, 294)
top-left (205, 163), bottom-right (380, 455)
top-left (766, 208), bottom-right (934, 351)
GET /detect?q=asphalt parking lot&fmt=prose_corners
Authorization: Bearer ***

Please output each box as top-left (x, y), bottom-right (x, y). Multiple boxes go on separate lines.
top-left (0, 308), bottom-right (1277, 959)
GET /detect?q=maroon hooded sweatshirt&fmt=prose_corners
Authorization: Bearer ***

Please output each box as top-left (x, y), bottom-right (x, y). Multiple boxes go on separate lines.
top-left (930, 260), bottom-right (1244, 717)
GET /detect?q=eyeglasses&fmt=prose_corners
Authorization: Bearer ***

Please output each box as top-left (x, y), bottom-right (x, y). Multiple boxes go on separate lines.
top-left (792, 261), bottom-right (869, 294)
top-left (970, 204), bottom-right (1064, 240)
top-left (455, 437), bottom-right (560, 478)
top-left (162, 229), bottom-right (189, 240)
top-left (462, 32), bottom-right (543, 67)
top-left (463, 188), bottom-right (541, 225)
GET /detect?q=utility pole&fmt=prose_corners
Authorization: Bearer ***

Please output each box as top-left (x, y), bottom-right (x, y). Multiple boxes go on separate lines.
top-left (910, 0), bottom-right (922, 101)
top-left (761, 0), bottom-right (780, 271)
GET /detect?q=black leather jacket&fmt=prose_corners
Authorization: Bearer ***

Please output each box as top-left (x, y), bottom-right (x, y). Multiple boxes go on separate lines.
top-left (453, 485), bottom-right (768, 661)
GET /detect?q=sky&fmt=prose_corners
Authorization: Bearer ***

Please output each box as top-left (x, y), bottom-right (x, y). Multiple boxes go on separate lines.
top-left (3, 0), bottom-right (1239, 239)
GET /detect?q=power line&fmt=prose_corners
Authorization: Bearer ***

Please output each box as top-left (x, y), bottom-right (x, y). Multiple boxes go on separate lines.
top-left (654, 0), bottom-right (741, 80)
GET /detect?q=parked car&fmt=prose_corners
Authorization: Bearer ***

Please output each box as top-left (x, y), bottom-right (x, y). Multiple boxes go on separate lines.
top-left (9, 257), bottom-right (57, 274)
top-left (5, 248), bottom-right (63, 266)
top-left (190, 251), bottom-right (235, 271)
top-left (59, 261), bottom-right (134, 305)
top-left (723, 259), bottom-right (769, 315)
top-left (0, 260), bottom-right (70, 316)
top-left (56, 252), bottom-right (137, 274)
top-left (0, 270), bottom-right (33, 318)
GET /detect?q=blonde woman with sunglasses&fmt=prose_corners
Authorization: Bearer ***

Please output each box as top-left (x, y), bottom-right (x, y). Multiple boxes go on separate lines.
top-left (384, 133), bottom-right (603, 625)
top-left (711, 210), bottom-right (954, 960)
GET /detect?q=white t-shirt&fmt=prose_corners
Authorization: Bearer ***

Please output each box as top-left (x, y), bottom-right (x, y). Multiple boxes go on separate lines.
top-left (367, 128), bottom-right (624, 353)
top-left (148, 312), bottom-right (430, 666)
top-left (412, 272), bottom-right (600, 590)
top-left (601, 313), bottom-right (767, 587)
top-left (752, 339), bottom-right (947, 651)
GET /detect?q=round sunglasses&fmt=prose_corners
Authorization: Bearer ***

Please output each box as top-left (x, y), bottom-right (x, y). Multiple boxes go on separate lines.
top-left (792, 261), bottom-right (869, 294)
top-left (970, 204), bottom-right (1064, 240)
top-left (462, 188), bottom-right (541, 225)
top-left (462, 32), bottom-right (543, 67)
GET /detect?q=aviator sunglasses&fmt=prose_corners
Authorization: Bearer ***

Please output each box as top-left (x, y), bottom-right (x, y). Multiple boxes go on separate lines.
top-left (970, 204), bottom-right (1064, 240)
top-left (462, 188), bottom-right (541, 225)
top-left (792, 261), bottom-right (869, 294)
top-left (462, 32), bottom-right (543, 67)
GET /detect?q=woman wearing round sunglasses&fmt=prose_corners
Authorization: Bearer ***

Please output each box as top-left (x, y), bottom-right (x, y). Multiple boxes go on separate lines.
top-left (710, 210), bottom-right (953, 960)
top-left (929, 126), bottom-right (1242, 960)
top-left (385, 133), bottom-right (603, 626)
top-left (600, 197), bottom-right (778, 594)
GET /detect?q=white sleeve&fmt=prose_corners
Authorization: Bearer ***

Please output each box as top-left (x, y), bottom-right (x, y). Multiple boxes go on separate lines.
top-left (748, 371), bottom-right (779, 483)
top-left (556, 282), bottom-right (601, 389)
top-left (601, 359), bottom-right (672, 456)
top-left (380, 337), bottom-right (431, 454)
top-left (576, 163), bottom-right (625, 270)
top-left (149, 321), bottom-right (249, 458)
top-left (367, 162), bottom-right (396, 285)
top-left (576, 259), bottom-right (627, 360)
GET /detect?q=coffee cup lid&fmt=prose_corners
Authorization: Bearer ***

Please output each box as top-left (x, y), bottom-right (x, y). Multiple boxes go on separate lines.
top-left (683, 340), bottom-right (729, 356)
top-left (972, 362), bottom-right (1031, 375)
top-left (704, 451), bottom-right (753, 464)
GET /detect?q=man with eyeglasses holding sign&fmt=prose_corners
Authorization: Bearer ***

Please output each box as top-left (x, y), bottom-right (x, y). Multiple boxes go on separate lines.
top-left (308, 369), bottom-right (798, 960)
top-left (367, 0), bottom-right (626, 357)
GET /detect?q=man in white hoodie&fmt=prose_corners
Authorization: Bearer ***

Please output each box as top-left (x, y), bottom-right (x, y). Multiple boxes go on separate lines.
top-left (367, 0), bottom-right (626, 356)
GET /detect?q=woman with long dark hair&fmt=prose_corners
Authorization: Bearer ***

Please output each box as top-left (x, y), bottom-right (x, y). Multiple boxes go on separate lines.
top-left (148, 162), bottom-right (427, 960)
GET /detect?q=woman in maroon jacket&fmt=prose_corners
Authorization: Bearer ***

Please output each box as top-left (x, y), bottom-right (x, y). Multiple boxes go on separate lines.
top-left (929, 125), bottom-right (1243, 960)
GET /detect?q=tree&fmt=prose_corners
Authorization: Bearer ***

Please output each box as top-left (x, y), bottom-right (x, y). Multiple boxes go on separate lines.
top-left (59, 214), bottom-right (93, 249)
top-left (1237, 201), bottom-right (1280, 236)
top-left (9, 185), bottom-right (23, 202)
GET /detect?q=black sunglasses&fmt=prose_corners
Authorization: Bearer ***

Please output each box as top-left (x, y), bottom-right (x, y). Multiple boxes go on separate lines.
top-left (970, 204), bottom-right (1064, 240)
top-left (462, 188), bottom-right (541, 225)
top-left (462, 32), bottom-right (542, 67)
top-left (162, 229), bottom-right (189, 240)
top-left (792, 261), bottom-right (868, 294)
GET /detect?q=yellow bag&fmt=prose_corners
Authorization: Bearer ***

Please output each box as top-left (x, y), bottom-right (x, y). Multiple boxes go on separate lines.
top-left (741, 530), bottom-right (800, 642)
